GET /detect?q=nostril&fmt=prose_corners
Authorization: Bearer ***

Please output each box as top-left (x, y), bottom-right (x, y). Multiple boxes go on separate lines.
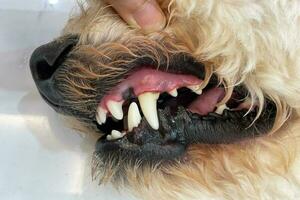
top-left (30, 48), bottom-right (61, 81)
top-left (30, 35), bottom-right (79, 81)
top-left (35, 59), bottom-right (57, 80)
top-left (29, 35), bottom-right (79, 110)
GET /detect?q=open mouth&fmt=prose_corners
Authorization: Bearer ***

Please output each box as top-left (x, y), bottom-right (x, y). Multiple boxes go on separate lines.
top-left (29, 36), bottom-right (277, 162)
top-left (97, 68), bottom-right (241, 137)
top-left (95, 59), bottom-right (276, 161)
top-left (29, 35), bottom-right (276, 161)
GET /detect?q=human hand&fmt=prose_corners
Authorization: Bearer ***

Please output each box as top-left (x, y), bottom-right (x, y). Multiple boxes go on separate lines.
top-left (105, 0), bottom-right (166, 33)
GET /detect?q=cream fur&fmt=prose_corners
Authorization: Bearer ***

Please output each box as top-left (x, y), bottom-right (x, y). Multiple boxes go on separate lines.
top-left (61, 0), bottom-right (300, 199)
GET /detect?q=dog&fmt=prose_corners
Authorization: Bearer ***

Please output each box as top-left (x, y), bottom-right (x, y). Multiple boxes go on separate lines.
top-left (29, 0), bottom-right (300, 199)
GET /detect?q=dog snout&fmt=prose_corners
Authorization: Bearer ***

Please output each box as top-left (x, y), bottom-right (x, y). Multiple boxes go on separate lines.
top-left (29, 35), bottom-right (79, 109)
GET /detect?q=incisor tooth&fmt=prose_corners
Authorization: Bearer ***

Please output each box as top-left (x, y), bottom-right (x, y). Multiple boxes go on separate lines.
top-left (215, 104), bottom-right (229, 115)
top-left (106, 135), bottom-right (112, 141)
top-left (138, 92), bottom-right (160, 130)
top-left (96, 114), bottom-right (101, 125)
top-left (187, 84), bottom-right (203, 95)
top-left (128, 102), bottom-right (142, 131)
top-left (107, 100), bottom-right (124, 120)
top-left (168, 89), bottom-right (178, 97)
top-left (111, 130), bottom-right (123, 139)
top-left (96, 106), bottom-right (107, 125)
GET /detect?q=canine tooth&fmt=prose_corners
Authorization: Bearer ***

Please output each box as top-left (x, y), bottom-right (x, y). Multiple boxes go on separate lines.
top-left (128, 102), bottom-right (142, 131)
top-left (187, 84), bottom-right (203, 95)
top-left (138, 92), bottom-right (160, 130)
top-left (107, 100), bottom-right (124, 120)
top-left (96, 107), bottom-right (107, 125)
top-left (168, 89), bottom-right (178, 97)
top-left (111, 130), bottom-right (123, 139)
top-left (215, 104), bottom-right (229, 115)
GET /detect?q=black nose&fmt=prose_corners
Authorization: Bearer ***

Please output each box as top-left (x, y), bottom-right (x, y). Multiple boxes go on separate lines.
top-left (30, 35), bottom-right (78, 108)
top-left (30, 35), bottom-right (78, 81)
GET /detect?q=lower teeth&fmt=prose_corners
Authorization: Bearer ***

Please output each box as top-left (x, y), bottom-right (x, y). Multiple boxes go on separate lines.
top-left (107, 130), bottom-right (126, 141)
top-left (215, 104), bottom-right (229, 115)
top-left (127, 102), bottom-right (142, 131)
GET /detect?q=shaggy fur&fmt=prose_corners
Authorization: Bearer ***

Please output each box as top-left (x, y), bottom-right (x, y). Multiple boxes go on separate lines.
top-left (49, 0), bottom-right (300, 199)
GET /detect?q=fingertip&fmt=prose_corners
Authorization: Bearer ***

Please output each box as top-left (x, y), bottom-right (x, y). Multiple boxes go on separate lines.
top-left (106, 0), bottom-right (166, 33)
top-left (132, 1), bottom-right (166, 33)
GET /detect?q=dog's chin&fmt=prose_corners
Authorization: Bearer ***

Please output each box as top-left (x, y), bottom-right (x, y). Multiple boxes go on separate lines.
top-left (93, 57), bottom-right (276, 163)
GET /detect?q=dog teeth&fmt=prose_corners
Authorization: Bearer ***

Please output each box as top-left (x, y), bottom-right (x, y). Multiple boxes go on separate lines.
top-left (127, 102), bottom-right (142, 131)
top-left (111, 130), bottom-right (123, 139)
top-left (96, 106), bottom-right (107, 125)
top-left (107, 100), bottom-right (124, 120)
top-left (99, 82), bottom-right (206, 134)
top-left (138, 92), bottom-right (160, 130)
top-left (106, 130), bottom-right (125, 141)
top-left (215, 104), bottom-right (229, 115)
top-left (168, 88), bottom-right (178, 97)
top-left (187, 84), bottom-right (203, 95)
top-left (106, 135), bottom-right (113, 140)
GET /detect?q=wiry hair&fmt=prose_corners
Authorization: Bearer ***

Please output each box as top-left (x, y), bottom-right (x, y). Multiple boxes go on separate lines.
top-left (91, 120), bottom-right (300, 200)
top-left (54, 0), bottom-right (300, 199)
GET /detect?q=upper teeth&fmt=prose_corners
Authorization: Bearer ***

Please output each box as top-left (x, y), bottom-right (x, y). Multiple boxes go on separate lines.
top-left (127, 102), bottom-right (142, 131)
top-left (187, 84), bottom-right (203, 95)
top-left (96, 82), bottom-right (209, 139)
top-left (168, 88), bottom-right (178, 97)
top-left (107, 100), bottom-right (124, 120)
top-left (138, 92), bottom-right (160, 130)
top-left (96, 106), bottom-right (107, 125)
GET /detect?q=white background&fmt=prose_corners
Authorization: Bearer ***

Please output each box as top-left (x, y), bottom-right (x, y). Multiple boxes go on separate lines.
top-left (0, 0), bottom-right (136, 199)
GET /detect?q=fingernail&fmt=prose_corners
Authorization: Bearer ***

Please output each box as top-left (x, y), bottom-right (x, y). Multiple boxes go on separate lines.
top-left (132, 1), bottom-right (166, 33)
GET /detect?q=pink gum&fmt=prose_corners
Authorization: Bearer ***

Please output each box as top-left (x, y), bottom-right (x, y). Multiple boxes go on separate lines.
top-left (99, 68), bottom-right (203, 110)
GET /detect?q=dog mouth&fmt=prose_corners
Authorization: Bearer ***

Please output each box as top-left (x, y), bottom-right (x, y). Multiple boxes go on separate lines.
top-left (97, 67), bottom-right (229, 136)
top-left (95, 60), bottom-right (276, 161)
top-left (29, 36), bottom-right (276, 161)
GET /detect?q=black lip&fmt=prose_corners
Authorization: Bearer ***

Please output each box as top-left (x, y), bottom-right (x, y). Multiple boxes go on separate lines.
top-left (96, 108), bottom-right (188, 161)
top-left (96, 98), bottom-right (276, 161)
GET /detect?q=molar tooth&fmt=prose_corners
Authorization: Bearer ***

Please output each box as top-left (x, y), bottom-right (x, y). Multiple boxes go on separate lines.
top-left (128, 102), bottom-right (142, 131)
top-left (187, 84), bottom-right (203, 95)
top-left (168, 88), bottom-right (178, 97)
top-left (111, 130), bottom-right (123, 139)
top-left (138, 92), bottom-right (160, 130)
top-left (107, 100), bottom-right (124, 120)
top-left (96, 106), bottom-right (107, 125)
top-left (215, 104), bottom-right (229, 115)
